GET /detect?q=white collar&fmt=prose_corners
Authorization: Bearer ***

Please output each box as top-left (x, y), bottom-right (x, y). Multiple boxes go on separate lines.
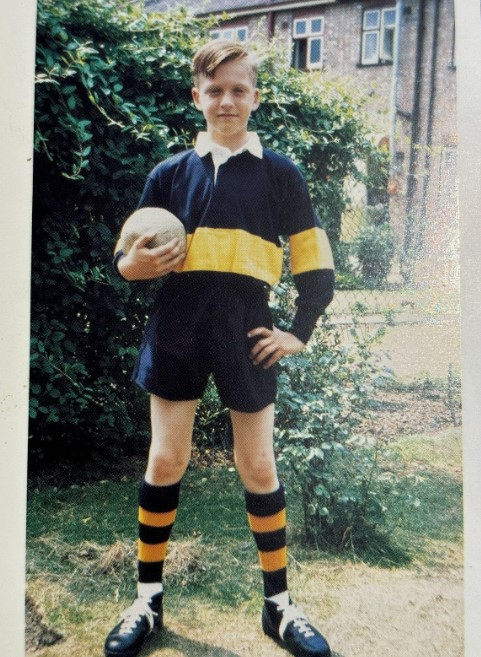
top-left (195, 132), bottom-right (263, 160)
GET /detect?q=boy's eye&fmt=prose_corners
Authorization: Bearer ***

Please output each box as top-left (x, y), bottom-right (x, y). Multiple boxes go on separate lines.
top-left (205, 87), bottom-right (247, 97)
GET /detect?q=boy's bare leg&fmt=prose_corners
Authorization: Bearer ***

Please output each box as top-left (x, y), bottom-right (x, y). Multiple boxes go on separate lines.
top-left (231, 403), bottom-right (287, 596)
top-left (104, 395), bottom-right (197, 657)
top-left (138, 395), bottom-right (198, 590)
top-left (146, 395), bottom-right (198, 485)
top-left (231, 404), bottom-right (331, 657)
top-left (230, 403), bottom-right (279, 494)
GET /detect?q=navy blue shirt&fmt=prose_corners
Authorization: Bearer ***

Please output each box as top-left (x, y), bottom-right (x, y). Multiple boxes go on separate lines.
top-left (120, 147), bottom-right (334, 343)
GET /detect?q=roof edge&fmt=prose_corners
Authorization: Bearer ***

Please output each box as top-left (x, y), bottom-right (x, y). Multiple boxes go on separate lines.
top-left (196, 0), bottom-right (336, 18)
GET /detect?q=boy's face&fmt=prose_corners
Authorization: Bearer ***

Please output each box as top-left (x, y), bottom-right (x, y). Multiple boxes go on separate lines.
top-left (192, 59), bottom-right (260, 150)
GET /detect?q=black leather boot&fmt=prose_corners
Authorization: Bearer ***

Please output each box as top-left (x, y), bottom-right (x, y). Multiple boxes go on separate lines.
top-left (262, 594), bottom-right (331, 657)
top-left (104, 592), bottom-right (163, 657)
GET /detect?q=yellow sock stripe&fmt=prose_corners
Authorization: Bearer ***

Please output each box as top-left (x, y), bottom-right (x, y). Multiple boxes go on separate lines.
top-left (138, 539), bottom-right (169, 563)
top-left (180, 228), bottom-right (284, 285)
top-left (289, 227), bottom-right (334, 275)
top-left (247, 509), bottom-right (286, 533)
top-left (138, 507), bottom-right (177, 527)
top-left (258, 546), bottom-right (288, 573)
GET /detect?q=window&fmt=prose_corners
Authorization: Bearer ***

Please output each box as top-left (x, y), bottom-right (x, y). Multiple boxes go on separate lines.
top-left (292, 17), bottom-right (324, 70)
top-left (361, 7), bottom-right (396, 65)
top-left (210, 26), bottom-right (248, 42)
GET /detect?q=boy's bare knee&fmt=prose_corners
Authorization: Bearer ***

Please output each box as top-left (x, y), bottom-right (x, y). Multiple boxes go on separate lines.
top-left (236, 454), bottom-right (278, 493)
top-left (146, 450), bottom-right (189, 485)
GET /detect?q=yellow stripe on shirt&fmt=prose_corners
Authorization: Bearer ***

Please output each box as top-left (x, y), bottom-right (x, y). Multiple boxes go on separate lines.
top-left (289, 227), bottom-right (334, 275)
top-left (180, 227), bottom-right (283, 285)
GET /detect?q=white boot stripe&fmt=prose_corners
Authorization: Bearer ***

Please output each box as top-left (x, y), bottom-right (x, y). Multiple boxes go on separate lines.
top-left (278, 603), bottom-right (314, 640)
top-left (118, 598), bottom-right (157, 634)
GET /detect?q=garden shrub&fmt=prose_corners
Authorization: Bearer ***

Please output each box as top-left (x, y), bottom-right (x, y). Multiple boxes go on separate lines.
top-left (330, 242), bottom-right (364, 290)
top-left (272, 282), bottom-right (400, 554)
top-left (353, 204), bottom-right (396, 288)
top-left (270, 281), bottom-right (407, 554)
top-left (32, 0), bottom-right (210, 450)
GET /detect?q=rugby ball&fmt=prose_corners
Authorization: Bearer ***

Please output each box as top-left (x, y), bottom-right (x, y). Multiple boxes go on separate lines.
top-left (117, 207), bottom-right (187, 254)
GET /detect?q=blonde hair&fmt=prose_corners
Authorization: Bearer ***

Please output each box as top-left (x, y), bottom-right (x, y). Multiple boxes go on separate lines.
top-left (192, 40), bottom-right (258, 86)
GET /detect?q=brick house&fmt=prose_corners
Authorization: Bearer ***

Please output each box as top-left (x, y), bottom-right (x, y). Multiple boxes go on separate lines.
top-left (146, 0), bottom-right (458, 287)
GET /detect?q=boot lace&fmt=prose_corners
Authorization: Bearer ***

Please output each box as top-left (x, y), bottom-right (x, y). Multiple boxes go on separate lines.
top-left (279, 603), bottom-right (315, 639)
top-left (117, 598), bottom-right (158, 635)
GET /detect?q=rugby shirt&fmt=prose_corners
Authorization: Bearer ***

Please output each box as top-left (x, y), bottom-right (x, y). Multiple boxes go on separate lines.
top-left (115, 136), bottom-right (334, 343)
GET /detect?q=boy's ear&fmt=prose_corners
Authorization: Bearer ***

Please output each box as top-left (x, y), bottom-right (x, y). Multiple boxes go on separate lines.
top-left (252, 88), bottom-right (260, 111)
top-left (192, 87), bottom-right (201, 109)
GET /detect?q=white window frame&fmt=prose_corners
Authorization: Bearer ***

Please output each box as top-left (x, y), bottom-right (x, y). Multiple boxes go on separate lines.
top-left (292, 16), bottom-right (324, 70)
top-left (361, 7), bottom-right (396, 65)
top-left (210, 26), bottom-right (248, 43)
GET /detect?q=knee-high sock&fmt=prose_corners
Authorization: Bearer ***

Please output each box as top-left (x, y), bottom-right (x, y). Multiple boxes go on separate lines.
top-left (245, 484), bottom-right (288, 598)
top-left (137, 479), bottom-right (180, 585)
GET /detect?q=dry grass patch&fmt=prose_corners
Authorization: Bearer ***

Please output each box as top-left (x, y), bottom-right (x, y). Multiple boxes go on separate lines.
top-left (391, 429), bottom-right (463, 475)
top-left (26, 538), bottom-right (210, 654)
top-left (29, 536), bottom-right (207, 583)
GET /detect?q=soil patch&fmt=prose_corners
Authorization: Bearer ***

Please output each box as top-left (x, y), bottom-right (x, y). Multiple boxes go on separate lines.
top-left (25, 594), bottom-right (63, 653)
top-left (360, 387), bottom-right (460, 439)
top-left (323, 566), bottom-right (464, 657)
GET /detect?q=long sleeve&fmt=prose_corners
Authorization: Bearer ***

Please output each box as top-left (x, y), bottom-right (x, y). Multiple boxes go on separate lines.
top-left (290, 268), bottom-right (335, 343)
top-left (279, 162), bottom-right (335, 343)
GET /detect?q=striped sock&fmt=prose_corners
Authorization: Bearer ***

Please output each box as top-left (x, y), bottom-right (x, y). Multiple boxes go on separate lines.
top-left (137, 479), bottom-right (180, 588)
top-left (245, 484), bottom-right (288, 598)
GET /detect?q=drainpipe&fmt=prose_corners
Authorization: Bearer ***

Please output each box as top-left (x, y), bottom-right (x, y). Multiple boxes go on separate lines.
top-left (419, 0), bottom-right (440, 249)
top-left (401, 0), bottom-right (426, 284)
top-left (389, 0), bottom-right (404, 170)
top-left (267, 11), bottom-right (275, 40)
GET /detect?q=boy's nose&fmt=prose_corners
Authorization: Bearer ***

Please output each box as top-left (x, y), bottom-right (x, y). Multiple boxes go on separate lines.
top-left (220, 93), bottom-right (234, 107)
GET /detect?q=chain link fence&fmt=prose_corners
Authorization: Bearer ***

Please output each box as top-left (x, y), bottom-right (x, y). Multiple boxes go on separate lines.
top-left (328, 175), bottom-right (408, 321)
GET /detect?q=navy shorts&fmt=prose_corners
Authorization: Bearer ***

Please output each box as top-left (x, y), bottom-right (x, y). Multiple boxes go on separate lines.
top-left (132, 273), bottom-right (277, 413)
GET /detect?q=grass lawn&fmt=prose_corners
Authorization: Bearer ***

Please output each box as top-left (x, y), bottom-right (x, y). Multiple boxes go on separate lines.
top-left (26, 425), bottom-right (463, 657)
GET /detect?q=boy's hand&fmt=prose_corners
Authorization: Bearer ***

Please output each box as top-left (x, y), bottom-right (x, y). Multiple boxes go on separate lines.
top-left (248, 326), bottom-right (305, 369)
top-left (118, 233), bottom-right (186, 281)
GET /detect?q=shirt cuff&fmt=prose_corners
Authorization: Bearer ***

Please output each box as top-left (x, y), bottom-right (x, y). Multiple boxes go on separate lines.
top-left (289, 309), bottom-right (323, 345)
top-left (113, 250), bottom-right (126, 276)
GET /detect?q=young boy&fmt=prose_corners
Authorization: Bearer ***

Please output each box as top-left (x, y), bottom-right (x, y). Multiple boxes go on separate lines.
top-left (105, 40), bottom-right (334, 657)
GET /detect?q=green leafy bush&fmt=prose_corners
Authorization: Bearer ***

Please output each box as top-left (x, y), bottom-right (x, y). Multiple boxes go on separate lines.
top-left (31, 0), bottom-right (382, 454)
top-left (260, 277), bottom-right (406, 554)
top-left (330, 242), bottom-right (363, 290)
top-left (31, 0), bottom-right (209, 448)
top-left (353, 205), bottom-right (396, 288)
top-left (273, 304), bottom-right (403, 552)
top-left (253, 57), bottom-right (378, 243)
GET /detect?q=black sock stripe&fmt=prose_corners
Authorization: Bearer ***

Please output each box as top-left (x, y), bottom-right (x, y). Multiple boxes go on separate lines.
top-left (138, 560), bottom-right (165, 584)
top-left (139, 523), bottom-right (174, 545)
top-left (263, 568), bottom-right (288, 598)
top-left (139, 480), bottom-right (181, 513)
top-left (244, 483), bottom-right (286, 517)
top-left (252, 528), bottom-right (286, 552)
